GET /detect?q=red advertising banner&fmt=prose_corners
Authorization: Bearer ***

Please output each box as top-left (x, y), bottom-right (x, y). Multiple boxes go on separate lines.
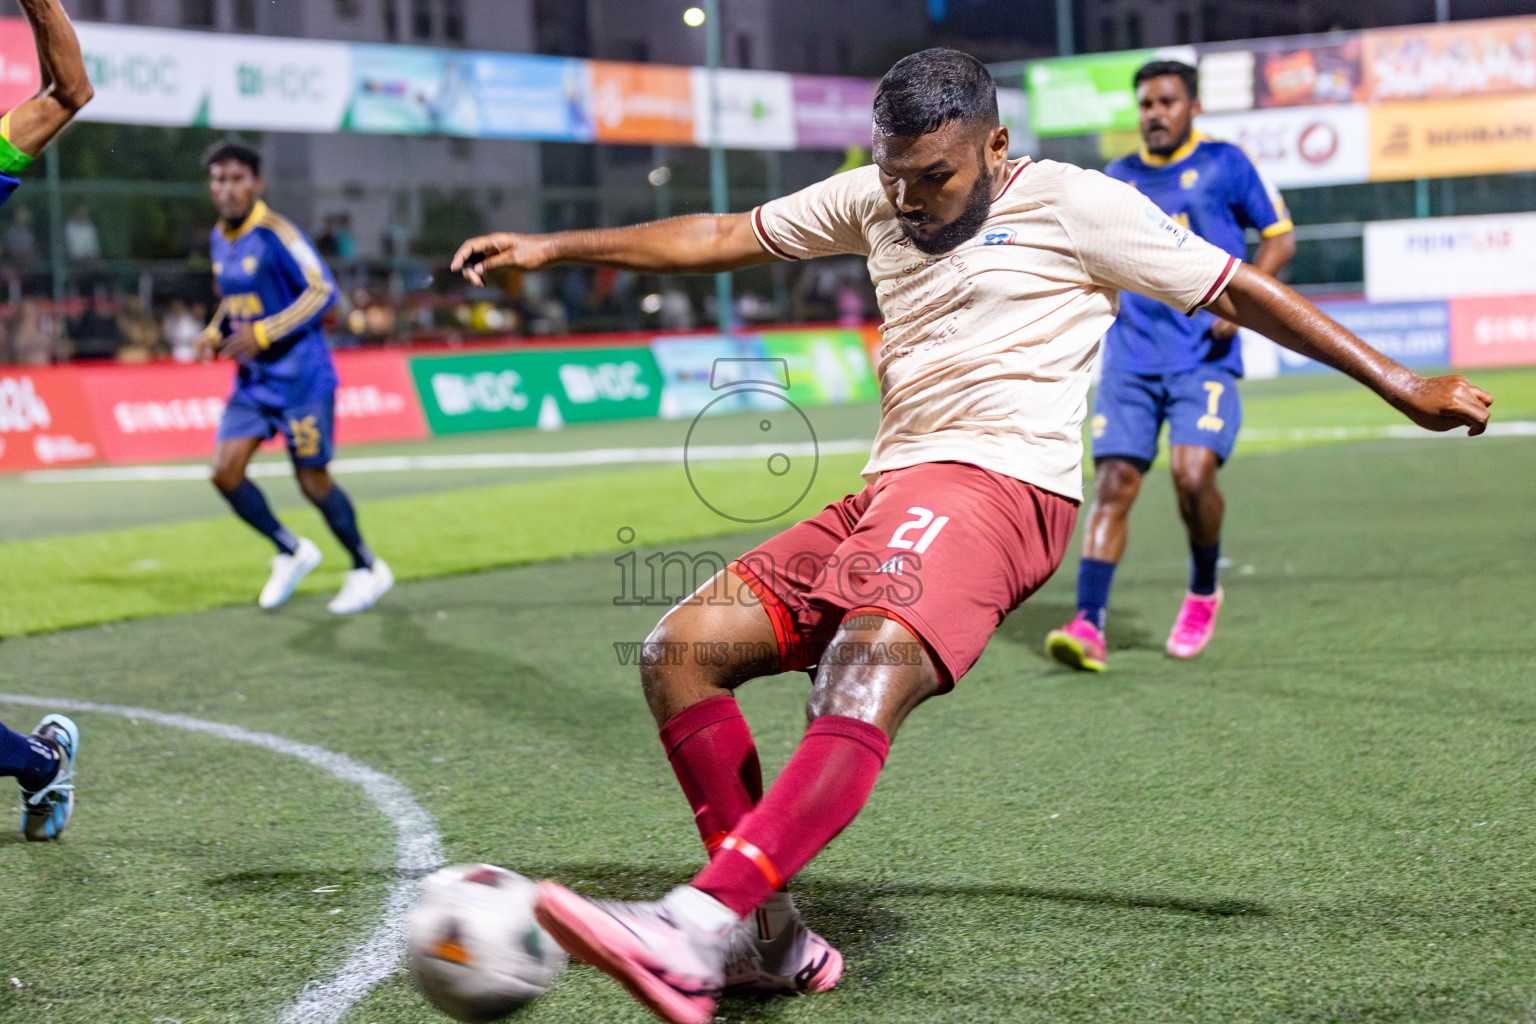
top-left (0, 18), bottom-right (41, 116)
top-left (0, 366), bottom-right (102, 473)
top-left (331, 349), bottom-right (429, 444)
top-left (1450, 294), bottom-right (1536, 368)
top-left (73, 351), bottom-right (426, 466)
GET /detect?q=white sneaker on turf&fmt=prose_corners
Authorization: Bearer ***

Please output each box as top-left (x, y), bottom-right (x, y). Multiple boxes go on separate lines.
top-left (328, 557), bottom-right (393, 614)
top-left (20, 714), bottom-right (78, 842)
top-left (534, 882), bottom-right (732, 1024)
top-left (724, 891), bottom-right (844, 995)
top-left (258, 537), bottom-right (322, 609)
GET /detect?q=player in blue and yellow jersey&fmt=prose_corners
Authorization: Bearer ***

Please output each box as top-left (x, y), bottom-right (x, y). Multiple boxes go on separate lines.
top-left (201, 141), bottom-right (393, 615)
top-left (0, 0), bottom-right (93, 841)
top-left (1047, 60), bottom-right (1296, 671)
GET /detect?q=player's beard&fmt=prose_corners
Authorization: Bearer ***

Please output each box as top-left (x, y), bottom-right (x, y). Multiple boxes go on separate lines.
top-left (899, 171), bottom-right (994, 255)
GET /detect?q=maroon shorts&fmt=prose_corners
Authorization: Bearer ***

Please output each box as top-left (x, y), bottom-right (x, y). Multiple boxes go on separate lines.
top-left (728, 461), bottom-right (1078, 690)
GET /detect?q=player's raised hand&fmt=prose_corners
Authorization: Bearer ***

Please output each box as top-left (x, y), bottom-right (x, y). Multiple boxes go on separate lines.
top-left (451, 233), bottom-right (555, 286)
top-left (1388, 374), bottom-right (1493, 436)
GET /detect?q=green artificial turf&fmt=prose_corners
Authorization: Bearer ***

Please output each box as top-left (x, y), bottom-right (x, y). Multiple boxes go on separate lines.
top-left (0, 453), bottom-right (870, 638)
top-left (2, 432), bottom-right (1534, 1023)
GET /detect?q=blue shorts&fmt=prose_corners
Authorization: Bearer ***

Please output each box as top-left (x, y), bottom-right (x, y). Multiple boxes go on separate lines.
top-left (216, 389), bottom-right (336, 468)
top-left (1090, 367), bottom-right (1242, 471)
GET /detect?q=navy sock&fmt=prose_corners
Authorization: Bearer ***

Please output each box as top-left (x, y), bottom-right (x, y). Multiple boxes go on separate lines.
top-left (1190, 543), bottom-right (1221, 596)
top-left (314, 485), bottom-right (373, 570)
top-left (0, 721), bottom-right (58, 790)
top-left (1076, 558), bottom-right (1117, 632)
top-left (222, 479), bottom-right (298, 555)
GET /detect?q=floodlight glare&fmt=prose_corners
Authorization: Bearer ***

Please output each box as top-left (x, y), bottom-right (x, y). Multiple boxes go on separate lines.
top-left (683, 7), bottom-right (706, 26)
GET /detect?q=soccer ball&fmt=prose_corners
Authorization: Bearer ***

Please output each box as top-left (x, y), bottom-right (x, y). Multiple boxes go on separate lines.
top-left (408, 863), bottom-right (566, 1022)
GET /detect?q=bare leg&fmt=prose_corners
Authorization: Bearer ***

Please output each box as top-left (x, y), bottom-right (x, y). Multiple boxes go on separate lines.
top-left (1169, 444), bottom-right (1224, 549)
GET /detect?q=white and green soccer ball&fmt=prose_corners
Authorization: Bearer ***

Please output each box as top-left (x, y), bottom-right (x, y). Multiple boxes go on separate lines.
top-left (408, 863), bottom-right (566, 1022)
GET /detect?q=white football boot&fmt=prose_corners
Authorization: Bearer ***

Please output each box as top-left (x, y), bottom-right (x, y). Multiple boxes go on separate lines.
top-left (258, 537), bottom-right (322, 609)
top-left (328, 557), bottom-right (394, 614)
top-left (20, 714), bottom-right (78, 842)
top-left (723, 891), bottom-right (844, 995)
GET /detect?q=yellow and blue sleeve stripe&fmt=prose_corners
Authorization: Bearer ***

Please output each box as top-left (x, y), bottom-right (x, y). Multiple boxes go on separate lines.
top-left (251, 214), bottom-right (335, 349)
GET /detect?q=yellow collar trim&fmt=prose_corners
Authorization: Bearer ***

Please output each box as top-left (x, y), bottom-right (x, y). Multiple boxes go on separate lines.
top-left (220, 200), bottom-right (269, 241)
top-left (1140, 130), bottom-right (1207, 168)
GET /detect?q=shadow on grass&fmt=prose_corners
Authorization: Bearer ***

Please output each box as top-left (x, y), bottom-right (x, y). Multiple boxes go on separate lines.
top-left (518, 861), bottom-right (1267, 1022)
top-left (998, 600), bottom-right (1157, 655)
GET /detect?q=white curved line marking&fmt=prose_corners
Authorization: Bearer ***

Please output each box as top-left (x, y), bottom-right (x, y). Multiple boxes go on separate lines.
top-left (0, 694), bottom-right (445, 1024)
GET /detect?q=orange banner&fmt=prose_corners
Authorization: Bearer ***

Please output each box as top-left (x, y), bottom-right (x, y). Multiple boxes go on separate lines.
top-left (1363, 16), bottom-right (1536, 102)
top-left (588, 61), bottom-right (693, 144)
top-left (1368, 94), bottom-right (1536, 181)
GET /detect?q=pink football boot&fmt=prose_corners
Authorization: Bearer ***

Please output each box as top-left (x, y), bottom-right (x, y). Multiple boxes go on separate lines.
top-left (1166, 587), bottom-right (1223, 659)
top-left (1045, 614), bottom-right (1107, 672)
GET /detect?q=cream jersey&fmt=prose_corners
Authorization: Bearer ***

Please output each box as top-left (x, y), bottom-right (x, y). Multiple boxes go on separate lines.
top-left (751, 158), bottom-right (1240, 501)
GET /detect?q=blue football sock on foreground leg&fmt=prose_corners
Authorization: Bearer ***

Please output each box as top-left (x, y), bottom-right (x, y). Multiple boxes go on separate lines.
top-left (1076, 558), bottom-right (1117, 632)
top-left (222, 480), bottom-right (299, 555)
top-left (0, 721), bottom-right (58, 791)
top-left (1190, 543), bottom-right (1220, 596)
top-left (315, 485), bottom-right (374, 570)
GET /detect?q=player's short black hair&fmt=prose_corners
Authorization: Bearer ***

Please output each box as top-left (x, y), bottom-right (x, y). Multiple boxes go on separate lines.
top-left (874, 48), bottom-right (998, 138)
top-left (201, 139), bottom-right (262, 175)
top-left (1133, 59), bottom-right (1199, 100)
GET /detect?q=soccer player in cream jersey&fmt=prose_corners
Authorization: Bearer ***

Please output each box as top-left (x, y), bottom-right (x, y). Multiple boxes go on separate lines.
top-left (1047, 59), bottom-right (1297, 672)
top-left (201, 141), bottom-right (393, 614)
top-left (0, 0), bottom-right (91, 840)
top-left (452, 49), bottom-right (1491, 1024)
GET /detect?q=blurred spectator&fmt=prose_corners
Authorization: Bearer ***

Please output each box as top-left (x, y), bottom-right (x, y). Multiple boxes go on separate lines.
top-left (318, 213), bottom-right (358, 260)
top-left (10, 300), bottom-right (54, 365)
top-left (64, 204), bottom-right (101, 262)
top-left (615, 270), bottom-right (642, 331)
top-left (837, 278), bottom-right (866, 326)
top-left (520, 272), bottom-right (567, 335)
top-left (115, 296), bottom-right (161, 363)
top-left (559, 267), bottom-right (591, 324)
top-left (659, 285), bottom-right (694, 331)
top-left (162, 298), bottom-right (203, 363)
top-left (5, 205), bottom-right (37, 265)
top-left (70, 292), bottom-right (125, 359)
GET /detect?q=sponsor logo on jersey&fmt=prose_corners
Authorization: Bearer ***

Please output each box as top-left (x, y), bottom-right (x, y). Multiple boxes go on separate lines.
top-left (976, 227), bottom-right (1017, 246)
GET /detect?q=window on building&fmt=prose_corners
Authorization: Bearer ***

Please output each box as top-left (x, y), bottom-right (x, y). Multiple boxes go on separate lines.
top-left (443, 0), bottom-right (465, 42)
top-left (77, 0), bottom-right (106, 19)
top-left (411, 0), bottom-right (432, 39)
top-left (1125, 11), bottom-right (1142, 48)
top-left (803, 36), bottom-right (818, 73)
top-left (335, 0), bottom-right (362, 18)
top-left (735, 33), bottom-right (752, 69)
top-left (234, 0), bottom-right (257, 31)
top-left (181, 0), bottom-right (214, 27)
top-left (1175, 10), bottom-right (1192, 43)
top-left (610, 39), bottom-right (648, 62)
top-left (384, 0), bottom-right (399, 40)
top-left (834, 36), bottom-right (851, 74)
top-left (123, 0), bottom-right (150, 23)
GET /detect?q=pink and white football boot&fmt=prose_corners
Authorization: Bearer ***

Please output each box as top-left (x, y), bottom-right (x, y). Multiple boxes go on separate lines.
top-left (1166, 587), bottom-right (1223, 659)
top-left (534, 882), bottom-right (731, 1024)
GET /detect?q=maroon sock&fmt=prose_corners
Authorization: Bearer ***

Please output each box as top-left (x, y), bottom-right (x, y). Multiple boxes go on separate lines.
top-left (692, 715), bottom-right (890, 917)
top-left (658, 694), bottom-right (763, 854)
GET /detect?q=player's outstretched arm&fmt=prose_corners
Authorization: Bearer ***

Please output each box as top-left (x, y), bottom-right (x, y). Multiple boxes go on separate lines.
top-left (451, 213), bottom-right (776, 286)
top-left (1209, 265), bottom-right (1492, 435)
top-left (4, 0), bottom-right (92, 158)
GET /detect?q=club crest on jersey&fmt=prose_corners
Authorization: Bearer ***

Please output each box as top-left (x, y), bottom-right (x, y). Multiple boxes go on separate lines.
top-left (976, 227), bottom-right (1016, 247)
top-left (1180, 168), bottom-right (1200, 189)
top-left (242, 256), bottom-right (259, 275)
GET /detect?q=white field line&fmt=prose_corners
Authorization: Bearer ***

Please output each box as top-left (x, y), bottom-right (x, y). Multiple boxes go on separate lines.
top-left (0, 694), bottom-right (446, 1024)
top-left (1238, 420), bottom-right (1536, 443)
top-left (16, 423), bottom-right (1533, 485)
top-left (20, 439), bottom-right (876, 484)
